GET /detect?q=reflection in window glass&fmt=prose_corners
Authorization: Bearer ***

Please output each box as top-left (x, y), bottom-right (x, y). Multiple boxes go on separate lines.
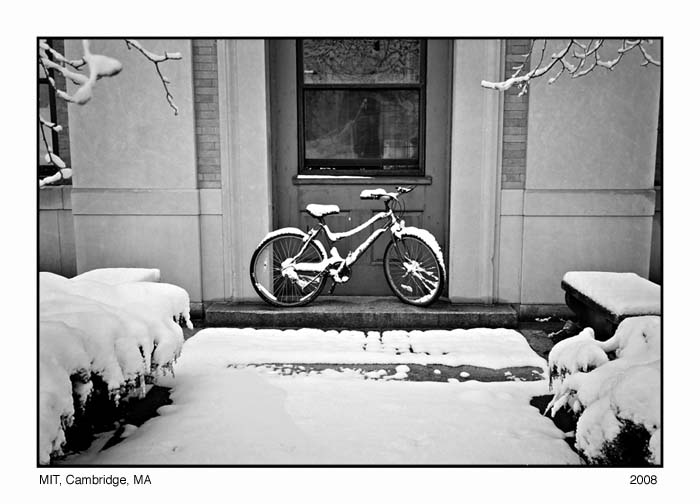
top-left (304, 89), bottom-right (419, 165)
top-left (39, 83), bottom-right (53, 164)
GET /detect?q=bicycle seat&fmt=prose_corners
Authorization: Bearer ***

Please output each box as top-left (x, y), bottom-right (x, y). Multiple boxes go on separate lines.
top-left (305, 204), bottom-right (340, 218)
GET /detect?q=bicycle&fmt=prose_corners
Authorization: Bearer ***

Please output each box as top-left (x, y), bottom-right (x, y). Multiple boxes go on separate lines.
top-left (250, 186), bottom-right (446, 308)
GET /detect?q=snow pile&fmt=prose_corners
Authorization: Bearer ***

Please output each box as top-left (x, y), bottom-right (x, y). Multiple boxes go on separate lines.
top-left (64, 330), bottom-right (580, 465)
top-left (563, 272), bottom-right (660, 316)
top-left (72, 267), bottom-right (161, 284)
top-left (547, 316), bottom-right (661, 465)
top-left (39, 270), bottom-right (191, 464)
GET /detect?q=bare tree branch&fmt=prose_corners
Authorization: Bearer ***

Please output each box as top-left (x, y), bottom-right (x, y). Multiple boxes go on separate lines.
top-left (125, 39), bottom-right (182, 115)
top-left (482, 39), bottom-right (660, 94)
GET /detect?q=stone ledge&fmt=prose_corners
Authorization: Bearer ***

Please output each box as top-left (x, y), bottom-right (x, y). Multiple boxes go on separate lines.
top-left (206, 296), bottom-right (517, 330)
top-left (561, 278), bottom-right (660, 340)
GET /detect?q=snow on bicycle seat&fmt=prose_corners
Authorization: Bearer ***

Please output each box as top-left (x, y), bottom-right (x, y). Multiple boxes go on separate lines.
top-left (305, 204), bottom-right (340, 218)
top-left (360, 188), bottom-right (389, 200)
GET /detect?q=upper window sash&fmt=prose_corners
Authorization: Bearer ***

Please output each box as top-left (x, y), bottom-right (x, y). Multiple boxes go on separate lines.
top-left (297, 39), bottom-right (427, 176)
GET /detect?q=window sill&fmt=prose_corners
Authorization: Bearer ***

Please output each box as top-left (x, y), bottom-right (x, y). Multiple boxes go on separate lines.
top-left (293, 175), bottom-right (432, 186)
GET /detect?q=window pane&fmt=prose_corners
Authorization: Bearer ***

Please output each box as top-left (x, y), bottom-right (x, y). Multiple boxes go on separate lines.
top-left (39, 83), bottom-right (53, 165)
top-left (304, 89), bottom-right (419, 167)
top-left (303, 39), bottom-right (421, 84)
top-left (39, 39), bottom-right (52, 79)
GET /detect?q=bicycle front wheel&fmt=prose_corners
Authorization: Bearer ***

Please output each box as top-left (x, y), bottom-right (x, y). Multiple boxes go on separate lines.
top-left (250, 232), bottom-right (327, 307)
top-left (384, 234), bottom-right (445, 306)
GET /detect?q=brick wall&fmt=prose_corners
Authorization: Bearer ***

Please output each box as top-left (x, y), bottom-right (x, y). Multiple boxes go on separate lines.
top-left (192, 40), bottom-right (222, 189)
top-left (501, 39), bottom-right (531, 189)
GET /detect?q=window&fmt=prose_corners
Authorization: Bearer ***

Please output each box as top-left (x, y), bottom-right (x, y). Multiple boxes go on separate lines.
top-left (39, 52), bottom-right (60, 180)
top-left (298, 39), bottom-right (426, 176)
top-left (39, 39), bottom-right (72, 184)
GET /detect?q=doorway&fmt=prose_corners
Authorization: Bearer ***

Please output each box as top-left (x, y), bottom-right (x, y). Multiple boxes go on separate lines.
top-left (268, 39), bottom-right (452, 296)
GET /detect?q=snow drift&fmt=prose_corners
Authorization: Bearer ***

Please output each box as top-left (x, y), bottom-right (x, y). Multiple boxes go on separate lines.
top-left (39, 269), bottom-right (190, 464)
top-left (546, 316), bottom-right (661, 465)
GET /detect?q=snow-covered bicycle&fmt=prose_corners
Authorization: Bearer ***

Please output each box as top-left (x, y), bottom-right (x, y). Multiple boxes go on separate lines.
top-left (250, 186), bottom-right (446, 307)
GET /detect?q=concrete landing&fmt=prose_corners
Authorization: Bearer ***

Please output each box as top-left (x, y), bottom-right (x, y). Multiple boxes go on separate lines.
top-left (205, 296), bottom-right (517, 330)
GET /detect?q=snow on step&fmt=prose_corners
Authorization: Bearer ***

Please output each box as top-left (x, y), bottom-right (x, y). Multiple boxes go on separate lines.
top-left (382, 330), bottom-right (411, 353)
top-left (364, 331), bottom-right (382, 352)
top-left (563, 271), bottom-right (660, 317)
top-left (181, 327), bottom-right (547, 370)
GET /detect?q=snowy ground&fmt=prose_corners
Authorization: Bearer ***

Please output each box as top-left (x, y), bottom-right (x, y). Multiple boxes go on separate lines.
top-left (63, 328), bottom-right (582, 465)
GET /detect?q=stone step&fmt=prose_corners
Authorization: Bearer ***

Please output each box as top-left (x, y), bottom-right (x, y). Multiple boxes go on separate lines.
top-left (205, 296), bottom-right (517, 330)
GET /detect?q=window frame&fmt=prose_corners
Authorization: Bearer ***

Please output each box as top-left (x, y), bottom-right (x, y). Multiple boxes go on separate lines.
top-left (296, 39), bottom-right (427, 177)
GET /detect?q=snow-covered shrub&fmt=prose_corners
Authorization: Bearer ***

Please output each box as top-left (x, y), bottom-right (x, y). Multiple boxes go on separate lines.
top-left (548, 327), bottom-right (609, 388)
top-left (546, 317), bottom-right (660, 465)
top-left (39, 269), bottom-right (190, 464)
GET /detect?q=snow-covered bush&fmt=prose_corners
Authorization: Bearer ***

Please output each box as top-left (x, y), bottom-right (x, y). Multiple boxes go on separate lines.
top-left (546, 316), bottom-right (660, 465)
top-left (547, 327), bottom-right (609, 387)
top-left (39, 269), bottom-right (191, 464)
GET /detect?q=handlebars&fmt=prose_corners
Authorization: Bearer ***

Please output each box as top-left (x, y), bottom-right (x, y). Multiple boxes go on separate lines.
top-left (360, 185), bottom-right (416, 201)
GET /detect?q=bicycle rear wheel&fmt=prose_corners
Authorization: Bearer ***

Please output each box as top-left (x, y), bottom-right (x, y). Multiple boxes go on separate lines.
top-left (384, 234), bottom-right (445, 306)
top-left (250, 232), bottom-right (327, 307)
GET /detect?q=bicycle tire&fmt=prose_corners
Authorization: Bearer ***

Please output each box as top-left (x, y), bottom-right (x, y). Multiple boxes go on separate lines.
top-left (250, 231), bottom-right (327, 307)
top-left (383, 232), bottom-right (445, 307)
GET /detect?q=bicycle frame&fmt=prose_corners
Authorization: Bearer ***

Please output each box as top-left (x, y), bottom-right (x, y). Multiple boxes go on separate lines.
top-left (250, 184), bottom-right (446, 307)
top-left (286, 206), bottom-right (402, 283)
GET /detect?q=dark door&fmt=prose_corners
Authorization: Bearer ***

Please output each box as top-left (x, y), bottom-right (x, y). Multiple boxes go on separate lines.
top-left (269, 39), bottom-right (452, 296)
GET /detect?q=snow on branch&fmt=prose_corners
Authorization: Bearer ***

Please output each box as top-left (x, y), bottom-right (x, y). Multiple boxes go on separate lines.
top-left (39, 168), bottom-right (73, 188)
top-left (38, 108), bottom-right (71, 186)
top-left (481, 39), bottom-right (660, 94)
top-left (39, 39), bottom-right (85, 69)
top-left (125, 39), bottom-right (183, 115)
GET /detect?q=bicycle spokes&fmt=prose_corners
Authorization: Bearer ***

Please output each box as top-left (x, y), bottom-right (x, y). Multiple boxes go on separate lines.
top-left (402, 259), bottom-right (439, 291)
top-left (252, 234), bottom-right (326, 306)
top-left (386, 236), bottom-right (442, 303)
top-left (272, 241), bottom-right (322, 296)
